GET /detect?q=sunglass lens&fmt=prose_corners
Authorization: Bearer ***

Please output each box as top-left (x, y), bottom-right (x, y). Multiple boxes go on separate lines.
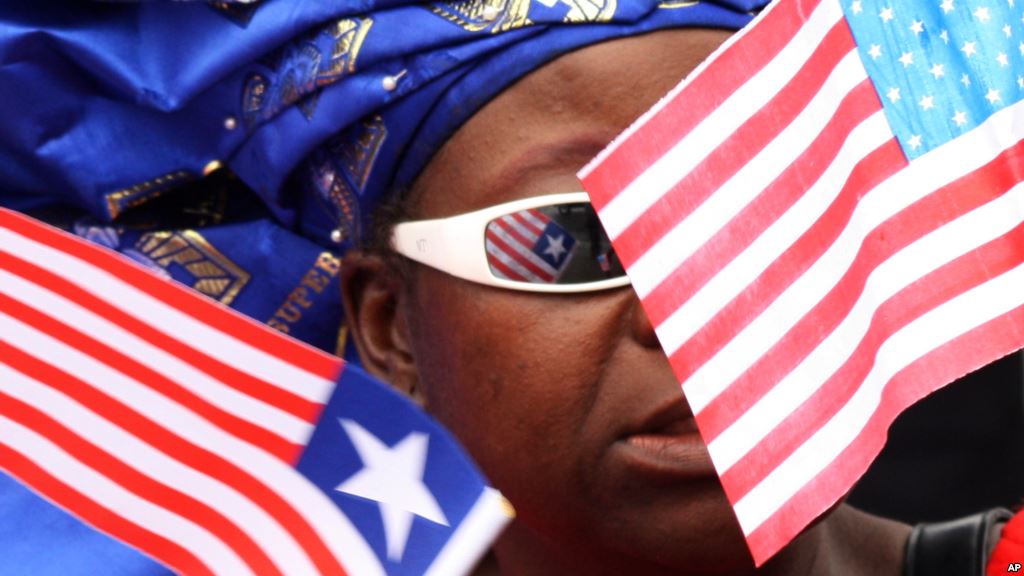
top-left (483, 203), bottom-right (625, 285)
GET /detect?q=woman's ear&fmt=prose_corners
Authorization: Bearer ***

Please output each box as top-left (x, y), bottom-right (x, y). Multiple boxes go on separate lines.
top-left (340, 251), bottom-right (423, 404)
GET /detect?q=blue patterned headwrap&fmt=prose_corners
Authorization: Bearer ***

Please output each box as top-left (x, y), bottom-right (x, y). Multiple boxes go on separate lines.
top-left (0, 0), bottom-right (765, 353)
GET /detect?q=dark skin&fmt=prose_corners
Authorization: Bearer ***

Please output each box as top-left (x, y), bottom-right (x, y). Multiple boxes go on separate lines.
top-left (342, 29), bottom-right (911, 575)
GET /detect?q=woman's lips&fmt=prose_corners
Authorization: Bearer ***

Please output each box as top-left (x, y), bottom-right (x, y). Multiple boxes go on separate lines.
top-left (617, 411), bottom-right (717, 479)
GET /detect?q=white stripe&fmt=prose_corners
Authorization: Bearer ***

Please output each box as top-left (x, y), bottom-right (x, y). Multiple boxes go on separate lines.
top-left (0, 269), bottom-right (311, 445)
top-left (0, 413), bottom-right (251, 576)
top-left (681, 98), bottom-right (1024, 414)
top-left (655, 111), bottom-right (890, 396)
top-left (629, 49), bottom-right (868, 299)
top-left (517, 210), bottom-right (548, 234)
top-left (733, 253), bottom-right (1024, 536)
top-left (709, 180), bottom-right (1024, 472)
top-left (425, 488), bottom-right (513, 576)
top-left (0, 230), bottom-right (334, 405)
top-left (0, 313), bottom-right (386, 576)
top-left (486, 239), bottom-right (546, 282)
top-left (497, 215), bottom-right (541, 243)
top-left (488, 226), bottom-right (558, 276)
top-left (577, 0), bottom-right (793, 178)
top-left (596, 0), bottom-right (845, 239)
top-left (0, 362), bottom-right (317, 576)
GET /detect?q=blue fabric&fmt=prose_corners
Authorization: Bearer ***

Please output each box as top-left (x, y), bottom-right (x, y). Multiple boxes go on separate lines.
top-left (1, 0), bottom-right (762, 248)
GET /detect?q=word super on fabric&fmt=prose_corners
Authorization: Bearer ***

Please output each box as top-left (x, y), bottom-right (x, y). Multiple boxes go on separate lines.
top-left (581, 0), bottom-right (1024, 565)
top-left (0, 208), bottom-right (510, 576)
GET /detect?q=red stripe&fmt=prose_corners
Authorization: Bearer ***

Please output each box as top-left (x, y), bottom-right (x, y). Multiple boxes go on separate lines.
top-left (742, 302), bottom-right (1024, 565)
top-left (486, 228), bottom-right (555, 282)
top-left (583, 0), bottom-right (826, 207)
top-left (0, 388), bottom-right (280, 576)
top-left (0, 289), bottom-right (301, 463)
top-left (494, 216), bottom-right (540, 249)
top-left (516, 209), bottom-right (548, 236)
top-left (719, 216), bottom-right (1024, 503)
top-left (485, 240), bottom-right (527, 281)
top-left (693, 140), bottom-right (1024, 441)
top-left (0, 249), bottom-right (323, 426)
top-left (0, 209), bottom-right (340, 380)
top-left (666, 139), bottom-right (904, 386)
top-left (0, 442), bottom-right (213, 576)
top-left (0, 341), bottom-right (348, 576)
top-left (613, 21), bottom-right (858, 267)
top-left (639, 80), bottom-right (881, 327)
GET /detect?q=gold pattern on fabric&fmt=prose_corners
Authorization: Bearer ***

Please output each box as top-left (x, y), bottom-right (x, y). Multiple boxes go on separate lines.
top-left (135, 230), bottom-right (250, 305)
top-left (341, 115), bottom-right (388, 193)
top-left (657, 0), bottom-right (699, 8)
top-left (430, 0), bottom-right (533, 33)
top-left (431, 0), bottom-right (614, 31)
top-left (267, 252), bottom-right (342, 335)
top-left (208, 2), bottom-right (261, 26)
top-left (104, 170), bottom-right (195, 220)
top-left (319, 18), bottom-right (374, 85)
top-left (559, 0), bottom-right (616, 22)
top-left (334, 325), bottom-right (349, 358)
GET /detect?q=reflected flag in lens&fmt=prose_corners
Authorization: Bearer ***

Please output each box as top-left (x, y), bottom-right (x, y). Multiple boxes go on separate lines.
top-left (485, 208), bottom-right (577, 283)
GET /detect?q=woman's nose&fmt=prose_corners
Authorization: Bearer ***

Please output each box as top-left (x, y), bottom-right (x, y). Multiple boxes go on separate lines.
top-left (629, 294), bottom-right (662, 349)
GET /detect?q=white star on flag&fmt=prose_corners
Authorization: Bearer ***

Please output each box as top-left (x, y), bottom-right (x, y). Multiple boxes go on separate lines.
top-left (543, 234), bottom-right (568, 260)
top-left (879, 6), bottom-right (894, 22)
top-left (974, 6), bottom-right (992, 22)
top-left (940, 29), bottom-right (950, 43)
top-left (886, 86), bottom-right (901, 102)
top-left (952, 110), bottom-right (968, 126)
top-left (1004, 23), bottom-right (1013, 37)
top-left (907, 134), bottom-right (923, 149)
top-left (962, 40), bottom-right (978, 56)
top-left (898, 51), bottom-right (914, 66)
top-left (962, 72), bottom-right (972, 86)
top-left (919, 95), bottom-right (935, 110)
top-left (335, 419), bottom-right (450, 562)
top-left (997, 52), bottom-right (1010, 66)
top-left (910, 20), bottom-right (924, 34)
top-left (929, 63), bottom-right (945, 78)
top-left (868, 44), bottom-right (882, 59)
top-left (941, 0), bottom-right (955, 13)
top-left (986, 87), bottom-right (1002, 103)
top-left (850, 0), bottom-right (862, 14)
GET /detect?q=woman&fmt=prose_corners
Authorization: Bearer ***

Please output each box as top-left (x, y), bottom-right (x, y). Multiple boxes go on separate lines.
top-left (338, 26), bottom-right (913, 576)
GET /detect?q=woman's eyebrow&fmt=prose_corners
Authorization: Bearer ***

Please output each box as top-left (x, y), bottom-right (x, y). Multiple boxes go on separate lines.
top-left (493, 133), bottom-right (615, 195)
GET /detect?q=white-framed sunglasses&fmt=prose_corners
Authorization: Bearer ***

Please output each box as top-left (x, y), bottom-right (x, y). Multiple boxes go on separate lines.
top-left (391, 192), bottom-right (630, 293)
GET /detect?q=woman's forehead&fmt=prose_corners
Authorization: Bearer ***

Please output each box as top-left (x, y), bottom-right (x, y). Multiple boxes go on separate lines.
top-left (410, 28), bottom-right (733, 218)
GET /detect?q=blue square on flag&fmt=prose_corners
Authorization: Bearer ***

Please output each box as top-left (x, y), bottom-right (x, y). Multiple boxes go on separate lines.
top-left (296, 365), bottom-right (496, 576)
top-left (535, 221), bottom-right (577, 270)
top-left (844, 0), bottom-right (1024, 158)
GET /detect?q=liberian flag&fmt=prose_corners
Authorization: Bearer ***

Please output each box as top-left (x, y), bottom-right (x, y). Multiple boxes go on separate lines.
top-left (580, 0), bottom-right (1024, 565)
top-left (485, 209), bottom-right (577, 283)
top-left (0, 208), bottom-right (511, 575)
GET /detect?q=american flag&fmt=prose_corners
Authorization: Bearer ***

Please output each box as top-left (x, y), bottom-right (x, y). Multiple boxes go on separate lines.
top-left (485, 209), bottom-right (577, 283)
top-left (0, 208), bottom-right (511, 575)
top-left (580, 0), bottom-right (1024, 564)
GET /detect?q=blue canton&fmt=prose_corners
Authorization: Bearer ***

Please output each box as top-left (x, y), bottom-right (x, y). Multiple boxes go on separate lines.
top-left (535, 221), bottom-right (577, 271)
top-left (297, 365), bottom-right (492, 575)
top-left (843, 0), bottom-right (1024, 158)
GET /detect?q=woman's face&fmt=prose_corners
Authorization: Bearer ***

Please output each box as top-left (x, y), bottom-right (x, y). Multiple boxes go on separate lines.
top-left (360, 29), bottom-right (760, 574)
